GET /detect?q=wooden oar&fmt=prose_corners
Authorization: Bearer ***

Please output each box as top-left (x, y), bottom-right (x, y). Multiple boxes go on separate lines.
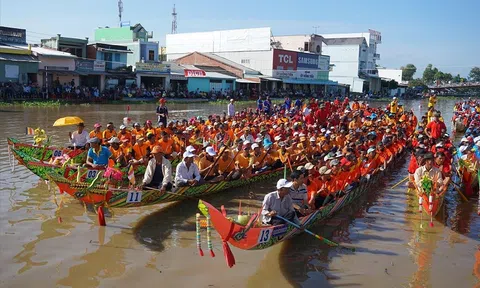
top-left (391, 176), bottom-right (409, 189)
top-left (451, 180), bottom-right (469, 202)
top-left (255, 146), bottom-right (273, 169)
top-left (275, 215), bottom-right (356, 252)
top-left (205, 146), bottom-right (228, 177)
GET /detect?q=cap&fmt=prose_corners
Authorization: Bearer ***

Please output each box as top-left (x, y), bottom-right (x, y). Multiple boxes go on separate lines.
top-left (274, 136), bottom-right (282, 141)
top-left (183, 151), bottom-right (195, 158)
top-left (77, 122), bottom-right (85, 127)
top-left (136, 136), bottom-right (145, 141)
top-left (310, 137), bottom-right (316, 142)
top-left (151, 146), bottom-right (164, 154)
top-left (87, 137), bottom-right (100, 144)
top-left (134, 122), bottom-right (141, 127)
top-left (319, 166), bottom-right (332, 175)
top-left (94, 123), bottom-right (102, 128)
top-left (251, 143), bottom-right (260, 149)
top-left (244, 140), bottom-right (251, 145)
top-left (330, 159), bottom-right (340, 166)
top-left (276, 179), bottom-right (293, 190)
top-left (108, 137), bottom-right (120, 144)
top-left (435, 142), bottom-right (444, 147)
top-left (206, 146), bottom-right (217, 156)
top-left (119, 125), bottom-right (126, 130)
top-left (367, 147), bottom-right (376, 154)
top-left (186, 145), bottom-right (196, 152)
top-left (423, 152), bottom-right (434, 160)
top-left (305, 163), bottom-right (315, 170)
top-left (146, 120), bottom-right (152, 124)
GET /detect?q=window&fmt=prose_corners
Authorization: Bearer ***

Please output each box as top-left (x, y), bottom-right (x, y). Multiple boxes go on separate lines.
top-left (304, 42), bottom-right (309, 52)
top-left (316, 45), bottom-right (321, 53)
top-left (114, 53), bottom-right (120, 62)
top-left (148, 50), bottom-right (155, 61)
top-left (241, 59), bottom-right (250, 64)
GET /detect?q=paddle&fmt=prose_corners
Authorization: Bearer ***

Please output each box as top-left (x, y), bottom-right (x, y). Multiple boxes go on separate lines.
top-left (275, 215), bottom-right (356, 252)
top-left (391, 176), bottom-right (409, 189)
top-left (205, 146), bottom-right (228, 177)
top-left (255, 145), bottom-right (273, 170)
top-left (450, 180), bottom-right (469, 202)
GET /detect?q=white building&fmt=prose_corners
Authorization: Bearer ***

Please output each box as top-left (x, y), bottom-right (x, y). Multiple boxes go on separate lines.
top-left (378, 68), bottom-right (403, 84)
top-left (273, 34), bottom-right (325, 54)
top-left (321, 30), bottom-right (382, 93)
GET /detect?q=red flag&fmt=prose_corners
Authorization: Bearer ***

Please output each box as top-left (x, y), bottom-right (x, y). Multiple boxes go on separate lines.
top-left (127, 105), bottom-right (130, 111)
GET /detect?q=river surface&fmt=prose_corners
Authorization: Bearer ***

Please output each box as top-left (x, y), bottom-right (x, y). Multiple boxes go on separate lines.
top-left (0, 99), bottom-right (479, 288)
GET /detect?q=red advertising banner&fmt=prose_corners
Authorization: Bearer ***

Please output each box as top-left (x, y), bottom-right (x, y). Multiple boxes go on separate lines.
top-left (272, 49), bottom-right (297, 71)
top-left (184, 69), bottom-right (206, 77)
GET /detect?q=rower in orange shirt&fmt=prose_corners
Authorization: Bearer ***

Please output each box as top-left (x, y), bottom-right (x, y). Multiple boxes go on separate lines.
top-left (158, 131), bottom-right (176, 159)
top-left (102, 122), bottom-right (117, 145)
top-left (118, 125), bottom-right (132, 143)
top-left (89, 123), bottom-right (103, 141)
top-left (131, 136), bottom-right (149, 164)
top-left (131, 123), bottom-right (144, 143)
top-left (361, 147), bottom-right (381, 176)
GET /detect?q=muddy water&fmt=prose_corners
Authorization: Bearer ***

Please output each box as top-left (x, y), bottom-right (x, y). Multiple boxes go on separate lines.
top-left (0, 99), bottom-right (479, 288)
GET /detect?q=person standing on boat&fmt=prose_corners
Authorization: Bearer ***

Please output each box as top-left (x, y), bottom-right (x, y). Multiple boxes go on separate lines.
top-left (227, 98), bottom-right (235, 117)
top-left (69, 122), bottom-right (90, 149)
top-left (175, 151), bottom-right (202, 187)
top-left (413, 152), bottom-right (445, 196)
top-left (289, 170), bottom-right (312, 214)
top-left (140, 146), bottom-right (172, 192)
top-left (156, 99), bottom-right (168, 127)
top-left (425, 115), bottom-right (446, 141)
top-left (262, 179), bottom-right (301, 226)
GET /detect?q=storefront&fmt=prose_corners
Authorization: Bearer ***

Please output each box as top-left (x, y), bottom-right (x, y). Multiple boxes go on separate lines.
top-left (135, 62), bottom-right (170, 89)
top-left (184, 69), bottom-right (237, 93)
top-left (75, 59), bottom-right (107, 89)
top-left (169, 72), bottom-right (187, 92)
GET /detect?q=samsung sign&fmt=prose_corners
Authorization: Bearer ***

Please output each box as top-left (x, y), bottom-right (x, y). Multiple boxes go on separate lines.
top-left (297, 53), bottom-right (319, 69)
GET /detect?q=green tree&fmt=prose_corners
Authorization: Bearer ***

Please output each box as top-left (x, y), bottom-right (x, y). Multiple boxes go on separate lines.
top-left (388, 80), bottom-right (399, 90)
top-left (453, 74), bottom-right (461, 83)
top-left (401, 64), bottom-right (417, 81)
top-left (408, 78), bottom-right (425, 88)
top-left (422, 64), bottom-right (435, 84)
top-left (434, 71), bottom-right (445, 82)
top-left (443, 73), bottom-right (453, 83)
top-left (469, 67), bottom-right (480, 82)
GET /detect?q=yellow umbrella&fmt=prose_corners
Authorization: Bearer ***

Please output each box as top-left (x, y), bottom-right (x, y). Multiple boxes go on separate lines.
top-left (53, 116), bottom-right (85, 127)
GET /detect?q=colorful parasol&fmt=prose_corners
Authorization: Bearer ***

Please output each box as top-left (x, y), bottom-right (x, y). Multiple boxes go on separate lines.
top-left (53, 116), bottom-right (84, 127)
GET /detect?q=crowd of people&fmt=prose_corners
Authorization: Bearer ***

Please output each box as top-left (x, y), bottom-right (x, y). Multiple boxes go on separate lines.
top-left (63, 94), bottom-right (420, 226)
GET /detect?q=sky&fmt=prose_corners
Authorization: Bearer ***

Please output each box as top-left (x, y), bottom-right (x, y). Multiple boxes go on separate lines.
top-left (2, 0), bottom-right (479, 77)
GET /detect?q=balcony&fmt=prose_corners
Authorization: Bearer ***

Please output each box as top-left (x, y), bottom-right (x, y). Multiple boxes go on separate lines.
top-left (373, 53), bottom-right (380, 60)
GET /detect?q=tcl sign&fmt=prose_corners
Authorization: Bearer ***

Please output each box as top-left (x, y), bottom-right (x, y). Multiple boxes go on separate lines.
top-left (273, 49), bottom-right (297, 71)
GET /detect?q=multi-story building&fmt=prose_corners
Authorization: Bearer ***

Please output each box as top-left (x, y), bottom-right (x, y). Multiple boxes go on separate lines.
top-left (321, 30), bottom-right (382, 93)
top-left (94, 24), bottom-right (169, 88)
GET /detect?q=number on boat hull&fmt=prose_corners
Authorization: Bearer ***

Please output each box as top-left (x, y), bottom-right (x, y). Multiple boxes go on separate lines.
top-left (86, 170), bottom-right (98, 179)
top-left (126, 191), bottom-right (142, 203)
top-left (257, 228), bottom-right (273, 244)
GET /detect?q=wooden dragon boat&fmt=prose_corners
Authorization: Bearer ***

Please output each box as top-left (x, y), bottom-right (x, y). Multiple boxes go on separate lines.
top-left (196, 149), bottom-right (404, 266)
top-left (7, 137), bottom-right (78, 163)
top-left (46, 162), bottom-right (302, 209)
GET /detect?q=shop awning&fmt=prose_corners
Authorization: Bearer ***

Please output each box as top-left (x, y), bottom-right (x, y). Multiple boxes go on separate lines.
top-left (236, 79), bottom-right (259, 84)
top-left (98, 48), bottom-right (133, 54)
top-left (205, 72), bottom-right (237, 80)
top-left (282, 79), bottom-right (338, 85)
top-left (39, 69), bottom-right (79, 75)
top-left (259, 76), bottom-right (282, 82)
top-left (0, 53), bottom-right (39, 63)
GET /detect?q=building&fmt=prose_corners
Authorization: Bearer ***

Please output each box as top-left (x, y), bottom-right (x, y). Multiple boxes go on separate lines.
top-left (321, 37), bottom-right (370, 93)
top-left (0, 26), bottom-right (39, 83)
top-left (377, 68), bottom-right (403, 84)
top-left (166, 28), bottom-right (336, 93)
top-left (94, 23), bottom-right (167, 88)
top-left (273, 34), bottom-right (325, 54)
top-left (321, 30), bottom-right (382, 93)
top-left (41, 34), bottom-right (88, 58)
top-left (31, 46), bottom-right (78, 90)
top-left (87, 43), bottom-right (134, 89)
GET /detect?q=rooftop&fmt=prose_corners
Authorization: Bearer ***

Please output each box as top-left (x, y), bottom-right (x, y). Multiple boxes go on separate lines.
top-left (323, 37), bottom-right (366, 46)
top-left (31, 46), bottom-right (77, 58)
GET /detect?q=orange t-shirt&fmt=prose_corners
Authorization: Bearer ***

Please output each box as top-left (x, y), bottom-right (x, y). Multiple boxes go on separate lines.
top-left (235, 153), bottom-right (252, 169)
top-left (102, 130), bottom-right (117, 142)
top-left (89, 130), bottom-right (102, 140)
top-left (132, 143), bottom-right (148, 160)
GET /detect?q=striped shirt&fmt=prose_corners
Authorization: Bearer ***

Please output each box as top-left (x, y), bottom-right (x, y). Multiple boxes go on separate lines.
top-left (289, 184), bottom-right (308, 206)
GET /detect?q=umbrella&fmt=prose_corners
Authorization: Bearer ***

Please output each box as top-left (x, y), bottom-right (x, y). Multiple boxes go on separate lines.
top-left (53, 116), bottom-right (85, 127)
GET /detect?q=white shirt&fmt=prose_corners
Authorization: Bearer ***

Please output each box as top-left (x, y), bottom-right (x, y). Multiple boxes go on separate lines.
top-left (261, 191), bottom-right (295, 224)
top-left (175, 160), bottom-right (201, 185)
top-left (228, 103), bottom-right (235, 117)
top-left (70, 130), bottom-right (90, 147)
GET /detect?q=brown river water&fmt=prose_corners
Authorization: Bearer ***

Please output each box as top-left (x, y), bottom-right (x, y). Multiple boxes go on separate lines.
top-left (0, 99), bottom-right (479, 288)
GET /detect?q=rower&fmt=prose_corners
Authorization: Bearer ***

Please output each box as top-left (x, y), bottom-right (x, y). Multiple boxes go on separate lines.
top-left (197, 146), bottom-right (224, 183)
top-left (289, 170), bottom-right (312, 214)
top-left (217, 148), bottom-right (237, 180)
top-left (234, 144), bottom-right (253, 178)
top-left (130, 136), bottom-right (149, 165)
top-left (69, 122), bottom-right (89, 149)
top-left (175, 151), bottom-right (202, 187)
top-left (108, 137), bottom-right (127, 167)
top-left (251, 143), bottom-right (266, 173)
top-left (85, 137), bottom-right (112, 169)
top-left (118, 125), bottom-right (132, 143)
top-left (102, 122), bottom-right (117, 145)
top-left (140, 145), bottom-right (173, 192)
top-left (413, 152), bottom-right (445, 196)
top-left (131, 122), bottom-right (144, 143)
top-left (261, 179), bottom-right (300, 226)
top-left (89, 123), bottom-right (103, 141)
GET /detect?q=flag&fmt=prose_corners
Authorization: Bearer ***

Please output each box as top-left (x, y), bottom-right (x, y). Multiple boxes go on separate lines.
top-left (127, 165), bottom-right (135, 185)
top-left (26, 127), bottom-right (35, 135)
